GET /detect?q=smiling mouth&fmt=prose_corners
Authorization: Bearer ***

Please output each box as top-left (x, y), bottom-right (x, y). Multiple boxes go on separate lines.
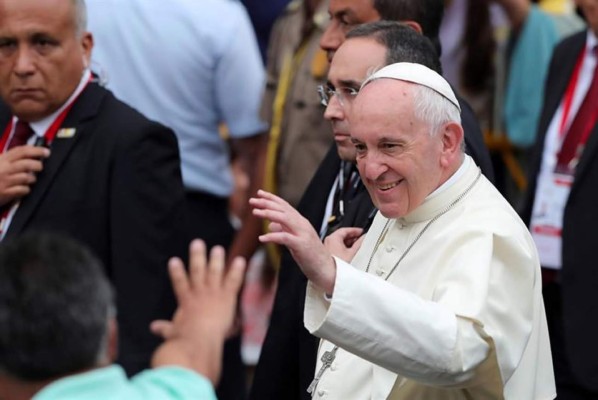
top-left (377, 181), bottom-right (401, 191)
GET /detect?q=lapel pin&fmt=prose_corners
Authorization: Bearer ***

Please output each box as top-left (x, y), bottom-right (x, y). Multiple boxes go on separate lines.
top-left (56, 128), bottom-right (76, 138)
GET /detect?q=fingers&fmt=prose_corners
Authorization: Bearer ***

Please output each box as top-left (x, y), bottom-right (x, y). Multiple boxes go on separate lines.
top-left (4, 145), bottom-right (50, 161)
top-left (249, 190), bottom-right (293, 217)
top-left (168, 257), bottom-right (190, 303)
top-left (268, 222), bottom-right (283, 233)
top-left (150, 320), bottom-right (175, 339)
top-left (1, 184), bottom-right (33, 199)
top-left (188, 239), bottom-right (207, 289)
top-left (351, 234), bottom-right (366, 249)
top-left (225, 256), bottom-right (246, 294)
top-left (3, 171), bottom-right (37, 188)
top-left (254, 189), bottom-right (286, 203)
top-left (184, 239), bottom-right (245, 294)
top-left (207, 245), bottom-right (226, 287)
top-left (258, 231), bottom-right (294, 247)
top-left (10, 158), bottom-right (44, 175)
top-left (331, 227), bottom-right (364, 240)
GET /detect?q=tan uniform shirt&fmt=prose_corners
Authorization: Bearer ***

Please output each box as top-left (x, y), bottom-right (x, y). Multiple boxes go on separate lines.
top-left (261, 0), bottom-right (332, 207)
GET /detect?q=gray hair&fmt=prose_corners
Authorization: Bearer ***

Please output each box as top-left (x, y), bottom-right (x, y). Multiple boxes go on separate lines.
top-left (72, 0), bottom-right (88, 37)
top-left (412, 84), bottom-right (464, 151)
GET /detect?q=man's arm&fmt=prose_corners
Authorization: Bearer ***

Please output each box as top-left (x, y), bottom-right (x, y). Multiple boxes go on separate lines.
top-left (150, 240), bottom-right (245, 384)
top-left (212, 2), bottom-right (268, 266)
top-left (226, 132), bottom-right (268, 265)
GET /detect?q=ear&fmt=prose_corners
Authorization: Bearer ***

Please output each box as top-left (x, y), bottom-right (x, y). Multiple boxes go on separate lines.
top-left (80, 32), bottom-right (94, 68)
top-left (402, 20), bottom-right (423, 35)
top-left (439, 121), bottom-right (463, 168)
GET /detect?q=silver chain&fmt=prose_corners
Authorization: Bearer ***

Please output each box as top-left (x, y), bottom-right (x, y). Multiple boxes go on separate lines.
top-left (365, 169), bottom-right (482, 280)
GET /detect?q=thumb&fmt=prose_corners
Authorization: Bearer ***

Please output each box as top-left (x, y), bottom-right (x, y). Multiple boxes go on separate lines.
top-left (150, 320), bottom-right (175, 339)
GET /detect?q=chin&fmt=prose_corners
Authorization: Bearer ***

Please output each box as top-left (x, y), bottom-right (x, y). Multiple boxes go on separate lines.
top-left (371, 198), bottom-right (403, 219)
top-left (337, 146), bottom-right (356, 162)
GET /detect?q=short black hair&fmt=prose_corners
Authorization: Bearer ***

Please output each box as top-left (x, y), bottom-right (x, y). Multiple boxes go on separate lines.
top-left (0, 232), bottom-right (114, 381)
top-left (372, 0), bottom-right (444, 55)
top-left (346, 21), bottom-right (442, 74)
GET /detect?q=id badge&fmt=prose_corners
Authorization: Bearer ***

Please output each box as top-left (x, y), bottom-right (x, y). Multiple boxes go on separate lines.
top-left (530, 172), bottom-right (573, 269)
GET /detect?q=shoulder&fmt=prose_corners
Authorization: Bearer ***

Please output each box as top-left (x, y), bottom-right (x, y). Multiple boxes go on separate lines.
top-left (87, 86), bottom-right (178, 148)
top-left (553, 30), bottom-right (587, 57)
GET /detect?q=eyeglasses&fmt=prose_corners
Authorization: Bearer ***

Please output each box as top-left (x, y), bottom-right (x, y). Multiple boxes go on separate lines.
top-left (317, 84), bottom-right (359, 107)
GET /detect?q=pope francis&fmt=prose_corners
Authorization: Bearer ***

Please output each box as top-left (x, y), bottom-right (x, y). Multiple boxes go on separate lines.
top-left (251, 63), bottom-right (555, 400)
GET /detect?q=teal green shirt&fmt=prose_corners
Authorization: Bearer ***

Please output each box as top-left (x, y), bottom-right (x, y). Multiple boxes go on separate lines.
top-left (33, 365), bottom-right (217, 400)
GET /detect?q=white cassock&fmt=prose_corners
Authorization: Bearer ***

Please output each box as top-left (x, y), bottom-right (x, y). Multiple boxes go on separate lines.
top-left (304, 156), bottom-right (555, 400)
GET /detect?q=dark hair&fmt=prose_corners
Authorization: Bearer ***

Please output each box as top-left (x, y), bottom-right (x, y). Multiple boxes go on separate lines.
top-left (372, 0), bottom-right (444, 55)
top-left (0, 232), bottom-right (114, 381)
top-left (346, 21), bottom-right (442, 74)
top-left (461, 0), bottom-right (495, 94)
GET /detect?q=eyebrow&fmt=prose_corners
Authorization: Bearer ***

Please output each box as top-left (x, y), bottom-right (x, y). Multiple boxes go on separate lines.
top-left (326, 78), bottom-right (362, 90)
top-left (330, 9), bottom-right (350, 19)
top-left (338, 79), bottom-right (362, 89)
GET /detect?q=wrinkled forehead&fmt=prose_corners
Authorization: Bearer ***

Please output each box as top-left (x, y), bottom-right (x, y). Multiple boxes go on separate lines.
top-left (351, 79), bottom-right (415, 124)
top-left (358, 77), bottom-right (412, 101)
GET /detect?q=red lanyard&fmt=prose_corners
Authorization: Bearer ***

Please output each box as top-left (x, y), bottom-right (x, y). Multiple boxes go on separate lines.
top-left (558, 47), bottom-right (598, 148)
top-left (0, 76), bottom-right (91, 152)
top-left (0, 76), bottom-right (91, 236)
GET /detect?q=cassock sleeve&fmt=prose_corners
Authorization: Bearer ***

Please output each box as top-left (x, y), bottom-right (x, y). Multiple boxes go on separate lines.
top-left (304, 258), bottom-right (492, 387)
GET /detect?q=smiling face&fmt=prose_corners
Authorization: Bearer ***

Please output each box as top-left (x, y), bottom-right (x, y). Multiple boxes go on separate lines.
top-left (0, 0), bottom-right (92, 122)
top-left (320, 0), bottom-right (381, 62)
top-left (351, 79), bottom-right (461, 218)
top-left (324, 37), bottom-right (387, 161)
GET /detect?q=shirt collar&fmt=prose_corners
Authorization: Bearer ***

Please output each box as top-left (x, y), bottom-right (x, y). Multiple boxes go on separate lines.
top-left (586, 29), bottom-right (598, 53)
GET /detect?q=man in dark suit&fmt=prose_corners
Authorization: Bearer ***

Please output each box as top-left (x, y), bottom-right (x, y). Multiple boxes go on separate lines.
top-left (521, 2), bottom-right (598, 397)
top-left (250, 18), bottom-right (494, 399)
top-left (0, 0), bottom-right (187, 376)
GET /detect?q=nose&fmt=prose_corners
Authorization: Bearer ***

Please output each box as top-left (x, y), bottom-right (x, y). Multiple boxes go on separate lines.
top-left (360, 152), bottom-right (388, 182)
top-left (319, 22), bottom-right (344, 60)
top-left (323, 93), bottom-right (345, 121)
top-left (14, 47), bottom-right (35, 77)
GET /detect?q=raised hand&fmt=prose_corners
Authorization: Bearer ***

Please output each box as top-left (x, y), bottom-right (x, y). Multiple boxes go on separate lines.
top-left (150, 239), bottom-right (245, 385)
top-left (250, 190), bottom-right (338, 294)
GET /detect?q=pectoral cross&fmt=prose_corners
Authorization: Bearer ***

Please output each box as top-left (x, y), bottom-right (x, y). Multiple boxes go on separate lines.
top-left (306, 346), bottom-right (339, 397)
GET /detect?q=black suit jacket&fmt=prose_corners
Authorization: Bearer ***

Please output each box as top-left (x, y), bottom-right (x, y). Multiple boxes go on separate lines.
top-left (0, 82), bottom-right (188, 375)
top-left (458, 92), bottom-right (495, 183)
top-left (251, 91), bottom-right (493, 399)
top-left (521, 31), bottom-right (598, 392)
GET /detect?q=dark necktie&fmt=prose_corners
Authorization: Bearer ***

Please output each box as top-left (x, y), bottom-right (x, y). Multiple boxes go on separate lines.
top-left (325, 162), bottom-right (359, 236)
top-left (557, 46), bottom-right (598, 171)
top-left (7, 120), bottom-right (34, 150)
